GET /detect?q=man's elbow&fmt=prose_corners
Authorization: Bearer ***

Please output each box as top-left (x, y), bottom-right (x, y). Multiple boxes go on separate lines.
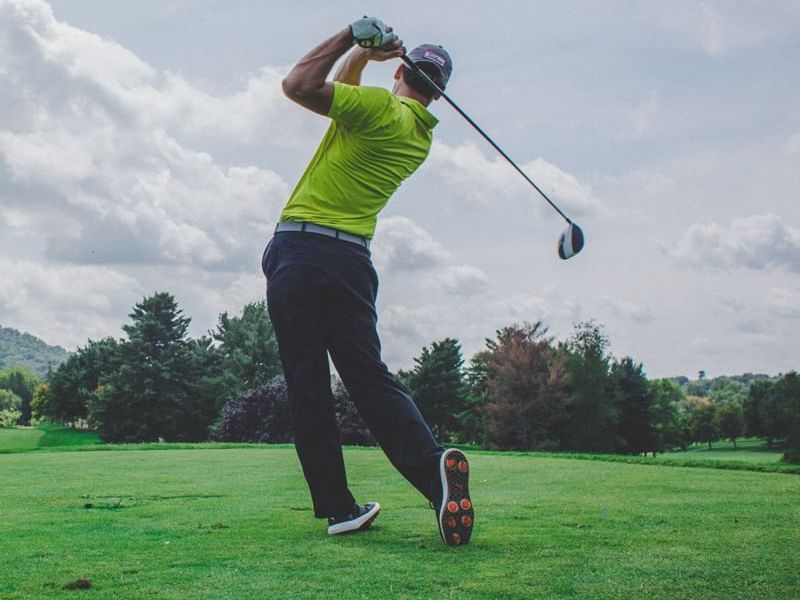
top-left (281, 76), bottom-right (331, 115)
top-left (282, 75), bottom-right (300, 100)
top-left (282, 75), bottom-right (315, 102)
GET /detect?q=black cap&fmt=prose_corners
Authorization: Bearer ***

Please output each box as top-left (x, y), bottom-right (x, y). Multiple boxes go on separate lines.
top-left (407, 44), bottom-right (453, 90)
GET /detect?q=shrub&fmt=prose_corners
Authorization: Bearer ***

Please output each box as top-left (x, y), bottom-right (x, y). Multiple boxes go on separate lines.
top-left (212, 376), bottom-right (375, 446)
top-left (212, 377), bottom-right (293, 443)
top-left (0, 409), bottom-right (22, 428)
top-left (333, 379), bottom-right (375, 446)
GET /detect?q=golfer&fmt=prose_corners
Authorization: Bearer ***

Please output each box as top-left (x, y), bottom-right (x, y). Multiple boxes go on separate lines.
top-left (261, 17), bottom-right (473, 546)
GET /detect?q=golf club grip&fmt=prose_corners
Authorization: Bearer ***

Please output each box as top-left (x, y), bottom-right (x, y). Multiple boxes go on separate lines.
top-left (400, 55), bottom-right (572, 224)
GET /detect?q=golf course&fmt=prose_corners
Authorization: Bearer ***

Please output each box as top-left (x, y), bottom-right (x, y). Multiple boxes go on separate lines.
top-left (2, 427), bottom-right (798, 599)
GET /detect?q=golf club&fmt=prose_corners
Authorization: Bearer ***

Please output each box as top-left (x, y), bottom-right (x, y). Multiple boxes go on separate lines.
top-left (401, 54), bottom-right (585, 260)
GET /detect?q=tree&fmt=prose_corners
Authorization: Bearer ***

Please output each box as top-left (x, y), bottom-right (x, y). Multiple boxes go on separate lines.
top-left (685, 378), bottom-right (712, 397)
top-left (481, 323), bottom-right (567, 451)
top-left (46, 338), bottom-right (120, 426)
top-left (89, 293), bottom-right (218, 442)
top-left (689, 400), bottom-right (718, 449)
top-left (781, 372), bottom-right (800, 463)
top-left (458, 351), bottom-right (492, 446)
top-left (610, 357), bottom-right (656, 455)
top-left (562, 321), bottom-right (617, 452)
top-left (709, 378), bottom-right (747, 406)
top-left (30, 383), bottom-right (51, 421)
top-left (401, 338), bottom-right (468, 442)
top-left (744, 379), bottom-right (773, 439)
top-left (212, 301), bottom-right (283, 403)
top-left (754, 380), bottom-right (790, 448)
top-left (649, 379), bottom-right (687, 451)
top-left (714, 401), bottom-right (744, 448)
top-left (0, 367), bottom-right (38, 425)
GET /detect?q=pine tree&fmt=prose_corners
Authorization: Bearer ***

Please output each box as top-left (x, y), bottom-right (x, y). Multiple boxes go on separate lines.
top-left (562, 321), bottom-right (617, 452)
top-left (89, 293), bottom-right (217, 442)
top-left (403, 338), bottom-right (468, 442)
top-left (212, 301), bottom-right (283, 402)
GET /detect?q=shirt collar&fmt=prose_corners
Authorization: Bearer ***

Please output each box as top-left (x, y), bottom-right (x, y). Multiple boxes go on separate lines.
top-left (398, 96), bottom-right (439, 129)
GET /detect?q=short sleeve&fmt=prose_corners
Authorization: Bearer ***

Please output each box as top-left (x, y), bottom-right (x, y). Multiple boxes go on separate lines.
top-left (328, 83), bottom-right (393, 131)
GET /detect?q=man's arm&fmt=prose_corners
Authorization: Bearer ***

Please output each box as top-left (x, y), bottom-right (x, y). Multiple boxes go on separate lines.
top-left (282, 22), bottom-right (404, 115)
top-left (333, 45), bottom-right (404, 85)
top-left (282, 28), bottom-right (352, 116)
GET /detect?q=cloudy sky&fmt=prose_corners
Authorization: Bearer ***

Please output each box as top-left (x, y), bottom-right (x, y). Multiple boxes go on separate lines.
top-left (1, 0), bottom-right (798, 378)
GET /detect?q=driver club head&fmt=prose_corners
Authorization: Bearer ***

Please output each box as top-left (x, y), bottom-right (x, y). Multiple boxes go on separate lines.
top-left (558, 222), bottom-right (584, 260)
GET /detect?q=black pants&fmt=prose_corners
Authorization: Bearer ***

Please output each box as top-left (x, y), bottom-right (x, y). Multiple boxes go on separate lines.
top-left (262, 231), bottom-right (443, 518)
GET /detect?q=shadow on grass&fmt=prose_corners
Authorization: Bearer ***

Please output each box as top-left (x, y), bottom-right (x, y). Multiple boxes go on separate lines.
top-left (36, 422), bottom-right (101, 448)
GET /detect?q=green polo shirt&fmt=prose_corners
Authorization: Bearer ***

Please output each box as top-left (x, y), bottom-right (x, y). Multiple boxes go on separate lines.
top-left (279, 82), bottom-right (438, 238)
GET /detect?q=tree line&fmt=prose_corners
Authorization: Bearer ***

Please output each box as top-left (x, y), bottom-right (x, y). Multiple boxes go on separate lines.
top-left (398, 325), bottom-right (800, 463)
top-left (16, 292), bottom-right (800, 463)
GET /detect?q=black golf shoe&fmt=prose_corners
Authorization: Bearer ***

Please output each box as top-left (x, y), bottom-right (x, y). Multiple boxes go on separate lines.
top-left (327, 502), bottom-right (380, 535)
top-left (436, 449), bottom-right (473, 546)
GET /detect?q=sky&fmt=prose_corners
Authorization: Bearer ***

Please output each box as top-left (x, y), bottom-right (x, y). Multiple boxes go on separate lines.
top-left (0, 0), bottom-right (798, 379)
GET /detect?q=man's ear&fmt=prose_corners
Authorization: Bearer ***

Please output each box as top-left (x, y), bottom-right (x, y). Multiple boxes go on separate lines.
top-left (393, 65), bottom-right (403, 81)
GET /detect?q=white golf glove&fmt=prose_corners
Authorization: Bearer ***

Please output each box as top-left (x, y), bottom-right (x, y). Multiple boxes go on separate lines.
top-left (349, 16), bottom-right (397, 48)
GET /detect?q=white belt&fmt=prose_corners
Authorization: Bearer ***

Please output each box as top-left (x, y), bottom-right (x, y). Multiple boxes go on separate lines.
top-left (275, 221), bottom-right (370, 249)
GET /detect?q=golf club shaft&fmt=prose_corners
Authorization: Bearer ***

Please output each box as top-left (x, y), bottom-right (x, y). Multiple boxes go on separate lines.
top-left (401, 55), bottom-right (573, 225)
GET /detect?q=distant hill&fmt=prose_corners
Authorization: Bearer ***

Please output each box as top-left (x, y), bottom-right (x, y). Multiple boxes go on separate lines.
top-left (0, 326), bottom-right (69, 377)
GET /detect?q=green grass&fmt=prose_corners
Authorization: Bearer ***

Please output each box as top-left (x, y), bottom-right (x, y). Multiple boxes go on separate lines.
top-left (0, 422), bottom-right (100, 453)
top-left (659, 438), bottom-right (784, 463)
top-left (1, 447), bottom-right (798, 599)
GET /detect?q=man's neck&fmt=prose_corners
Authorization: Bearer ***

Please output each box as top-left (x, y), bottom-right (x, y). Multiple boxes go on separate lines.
top-left (393, 82), bottom-right (433, 107)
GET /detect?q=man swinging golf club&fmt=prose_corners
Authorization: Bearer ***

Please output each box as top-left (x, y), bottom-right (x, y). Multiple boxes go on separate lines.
top-left (261, 17), bottom-right (473, 545)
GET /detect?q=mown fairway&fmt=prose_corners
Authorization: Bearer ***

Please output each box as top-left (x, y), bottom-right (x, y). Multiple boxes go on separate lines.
top-left (0, 424), bottom-right (100, 453)
top-left (1, 446), bottom-right (798, 599)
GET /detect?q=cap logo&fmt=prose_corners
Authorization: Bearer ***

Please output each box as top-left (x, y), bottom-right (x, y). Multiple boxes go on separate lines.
top-left (422, 50), bottom-right (446, 67)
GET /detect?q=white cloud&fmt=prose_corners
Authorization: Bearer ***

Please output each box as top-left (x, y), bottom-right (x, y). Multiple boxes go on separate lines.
top-left (426, 141), bottom-right (515, 205)
top-left (1, 0), bottom-right (798, 381)
top-left (372, 216), bottom-right (449, 272)
top-left (426, 140), bottom-right (598, 217)
top-left (767, 287), bottom-right (800, 318)
top-left (378, 289), bottom-right (582, 369)
top-left (667, 214), bottom-right (800, 272)
top-left (604, 297), bottom-right (655, 324)
top-left (0, 0), bottom-right (308, 144)
top-left (372, 217), bottom-right (489, 297)
top-left (439, 265), bottom-right (489, 296)
top-left (711, 293), bottom-right (747, 315)
top-left (0, 0), bottom-right (293, 271)
top-left (0, 256), bottom-right (142, 347)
